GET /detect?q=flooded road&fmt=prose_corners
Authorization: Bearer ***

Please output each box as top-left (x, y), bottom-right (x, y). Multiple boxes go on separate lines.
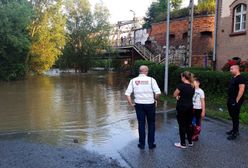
top-left (0, 71), bottom-right (173, 159)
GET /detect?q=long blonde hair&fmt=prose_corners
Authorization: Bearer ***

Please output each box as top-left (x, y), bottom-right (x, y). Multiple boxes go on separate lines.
top-left (181, 71), bottom-right (194, 87)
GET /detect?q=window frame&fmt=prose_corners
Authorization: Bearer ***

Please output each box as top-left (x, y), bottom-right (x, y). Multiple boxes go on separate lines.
top-left (233, 4), bottom-right (247, 32)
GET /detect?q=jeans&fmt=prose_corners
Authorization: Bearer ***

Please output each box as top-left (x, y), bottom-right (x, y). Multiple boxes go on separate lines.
top-left (227, 99), bottom-right (242, 134)
top-left (176, 106), bottom-right (193, 145)
top-left (135, 103), bottom-right (156, 146)
top-left (193, 109), bottom-right (202, 126)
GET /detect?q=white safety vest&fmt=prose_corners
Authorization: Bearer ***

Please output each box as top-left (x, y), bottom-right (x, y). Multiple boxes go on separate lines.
top-left (125, 74), bottom-right (161, 104)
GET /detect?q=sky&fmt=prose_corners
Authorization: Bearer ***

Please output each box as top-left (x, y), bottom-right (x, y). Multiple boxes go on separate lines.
top-left (89, 0), bottom-right (198, 24)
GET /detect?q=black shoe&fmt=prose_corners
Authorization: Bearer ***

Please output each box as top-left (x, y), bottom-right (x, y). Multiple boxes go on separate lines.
top-left (226, 130), bottom-right (240, 136)
top-left (138, 144), bottom-right (145, 149)
top-left (149, 144), bottom-right (156, 149)
top-left (227, 134), bottom-right (238, 140)
top-left (226, 130), bottom-right (233, 135)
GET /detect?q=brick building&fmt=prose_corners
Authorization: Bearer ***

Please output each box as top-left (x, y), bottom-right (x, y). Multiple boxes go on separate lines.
top-left (216, 0), bottom-right (248, 70)
top-left (149, 15), bottom-right (215, 67)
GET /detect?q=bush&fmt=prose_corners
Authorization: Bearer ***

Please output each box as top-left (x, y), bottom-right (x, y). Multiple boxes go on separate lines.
top-left (0, 63), bottom-right (27, 81)
top-left (133, 60), bottom-right (178, 89)
top-left (222, 58), bottom-right (248, 72)
top-left (133, 60), bottom-right (248, 97)
top-left (195, 0), bottom-right (215, 15)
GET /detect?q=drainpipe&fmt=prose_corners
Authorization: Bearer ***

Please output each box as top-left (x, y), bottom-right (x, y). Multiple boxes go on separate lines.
top-left (164, 0), bottom-right (170, 95)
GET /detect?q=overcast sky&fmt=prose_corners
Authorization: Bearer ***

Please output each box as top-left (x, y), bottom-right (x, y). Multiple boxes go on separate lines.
top-left (89, 0), bottom-right (198, 23)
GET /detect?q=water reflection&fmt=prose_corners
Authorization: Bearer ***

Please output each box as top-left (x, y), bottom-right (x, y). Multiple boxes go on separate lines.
top-left (0, 71), bottom-right (174, 148)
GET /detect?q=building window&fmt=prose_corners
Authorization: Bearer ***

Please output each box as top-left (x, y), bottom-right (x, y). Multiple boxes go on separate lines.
top-left (234, 4), bottom-right (247, 32)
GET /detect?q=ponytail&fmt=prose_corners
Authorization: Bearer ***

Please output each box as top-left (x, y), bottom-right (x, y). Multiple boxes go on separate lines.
top-left (181, 71), bottom-right (195, 87)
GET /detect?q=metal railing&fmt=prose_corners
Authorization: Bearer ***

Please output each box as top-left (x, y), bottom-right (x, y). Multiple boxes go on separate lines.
top-left (113, 39), bottom-right (162, 63)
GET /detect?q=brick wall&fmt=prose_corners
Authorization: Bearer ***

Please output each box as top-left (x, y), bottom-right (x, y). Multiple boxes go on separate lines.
top-left (149, 15), bottom-right (215, 67)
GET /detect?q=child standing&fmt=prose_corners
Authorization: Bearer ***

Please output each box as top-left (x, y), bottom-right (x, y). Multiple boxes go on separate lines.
top-left (192, 78), bottom-right (206, 141)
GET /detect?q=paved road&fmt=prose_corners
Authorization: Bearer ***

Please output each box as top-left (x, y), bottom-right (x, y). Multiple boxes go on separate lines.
top-left (0, 139), bottom-right (123, 168)
top-left (0, 110), bottom-right (247, 168)
top-left (118, 111), bottom-right (248, 168)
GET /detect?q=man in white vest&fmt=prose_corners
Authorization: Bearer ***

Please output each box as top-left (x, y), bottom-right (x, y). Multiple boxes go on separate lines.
top-left (125, 65), bottom-right (161, 149)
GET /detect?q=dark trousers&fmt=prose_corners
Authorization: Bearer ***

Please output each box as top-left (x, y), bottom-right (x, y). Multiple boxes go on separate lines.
top-left (176, 106), bottom-right (193, 145)
top-left (135, 103), bottom-right (156, 146)
top-left (193, 109), bottom-right (202, 126)
top-left (227, 99), bottom-right (242, 134)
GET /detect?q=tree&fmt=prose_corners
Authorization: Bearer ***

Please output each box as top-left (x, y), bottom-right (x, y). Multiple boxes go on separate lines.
top-left (28, 0), bottom-right (66, 74)
top-left (0, 0), bottom-right (33, 80)
top-left (58, 0), bottom-right (111, 72)
top-left (143, 0), bottom-right (182, 28)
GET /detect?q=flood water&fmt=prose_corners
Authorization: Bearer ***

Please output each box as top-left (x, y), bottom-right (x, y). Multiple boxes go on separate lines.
top-left (0, 70), bottom-right (174, 158)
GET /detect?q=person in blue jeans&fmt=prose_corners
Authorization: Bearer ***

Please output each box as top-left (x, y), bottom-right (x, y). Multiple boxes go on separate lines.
top-left (192, 77), bottom-right (206, 141)
top-left (125, 65), bottom-right (161, 149)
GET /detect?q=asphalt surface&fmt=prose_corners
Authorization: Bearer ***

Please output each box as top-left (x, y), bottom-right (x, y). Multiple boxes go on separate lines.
top-left (118, 111), bottom-right (248, 168)
top-left (0, 111), bottom-right (248, 168)
top-left (0, 139), bottom-right (123, 168)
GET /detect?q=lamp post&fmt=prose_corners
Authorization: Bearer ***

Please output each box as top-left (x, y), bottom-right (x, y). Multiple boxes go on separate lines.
top-left (213, 0), bottom-right (219, 70)
top-left (164, 0), bottom-right (170, 95)
top-left (130, 10), bottom-right (136, 20)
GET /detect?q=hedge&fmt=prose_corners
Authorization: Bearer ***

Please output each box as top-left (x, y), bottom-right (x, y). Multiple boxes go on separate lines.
top-left (133, 60), bottom-right (248, 97)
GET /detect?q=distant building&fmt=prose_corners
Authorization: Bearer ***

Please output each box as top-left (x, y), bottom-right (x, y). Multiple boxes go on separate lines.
top-left (149, 15), bottom-right (215, 67)
top-left (216, 0), bottom-right (247, 70)
top-left (134, 28), bottom-right (149, 45)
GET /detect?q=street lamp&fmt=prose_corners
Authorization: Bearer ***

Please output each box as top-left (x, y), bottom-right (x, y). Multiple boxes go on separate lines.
top-left (130, 10), bottom-right (136, 21)
top-left (164, 0), bottom-right (170, 95)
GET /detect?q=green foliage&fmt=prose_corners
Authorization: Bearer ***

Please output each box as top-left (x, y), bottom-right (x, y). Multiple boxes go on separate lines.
top-left (0, 63), bottom-right (27, 81)
top-left (0, 0), bottom-right (33, 80)
top-left (170, 7), bottom-right (189, 19)
top-left (92, 59), bottom-right (110, 68)
top-left (133, 60), bottom-right (178, 89)
top-left (195, 0), bottom-right (216, 15)
top-left (144, 0), bottom-right (215, 28)
top-left (144, 0), bottom-right (182, 28)
top-left (58, 0), bottom-right (111, 72)
top-left (169, 68), bottom-right (230, 95)
top-left (240, 110), bottom-right (248, 125)
top-left (28, 0), bottom-right (66, 74)
top-left (133, 60), bottom-right (248, 97)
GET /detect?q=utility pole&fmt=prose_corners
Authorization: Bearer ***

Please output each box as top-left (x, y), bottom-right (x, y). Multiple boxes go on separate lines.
top-left (213, 0), bottom-right (219, 70)
top-left (130, 10), bottom-right (136, 44)
top-left (186, 0), bottom-right (194, 67)
top-left (164, 0), bottom-right (170, 95)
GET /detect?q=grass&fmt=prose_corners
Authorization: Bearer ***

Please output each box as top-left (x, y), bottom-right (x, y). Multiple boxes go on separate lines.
top-left (160, 94), bottom-right (248, 125)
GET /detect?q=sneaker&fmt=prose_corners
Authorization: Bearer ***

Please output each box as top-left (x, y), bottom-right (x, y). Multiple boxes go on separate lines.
top-left (174, 142), bottom-right (186, 149)
top-left (188, 143), bottom-right (194, 147)
top-left (149, 144), bottom-right (156, 149)
top-left (137, 144), bottom-right (145, 149)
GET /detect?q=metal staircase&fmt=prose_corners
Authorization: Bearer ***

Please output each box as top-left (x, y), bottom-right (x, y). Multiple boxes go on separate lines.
top-left (133, 43), bottom-right (161, 63)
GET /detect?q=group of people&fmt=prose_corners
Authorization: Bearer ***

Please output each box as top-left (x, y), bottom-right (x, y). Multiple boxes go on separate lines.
top-left (125, 64), bottom-right (246, 150)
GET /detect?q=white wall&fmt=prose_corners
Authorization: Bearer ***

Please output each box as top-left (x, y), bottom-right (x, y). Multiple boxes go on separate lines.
top-left (135, 29), bottom-right (149, 45)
